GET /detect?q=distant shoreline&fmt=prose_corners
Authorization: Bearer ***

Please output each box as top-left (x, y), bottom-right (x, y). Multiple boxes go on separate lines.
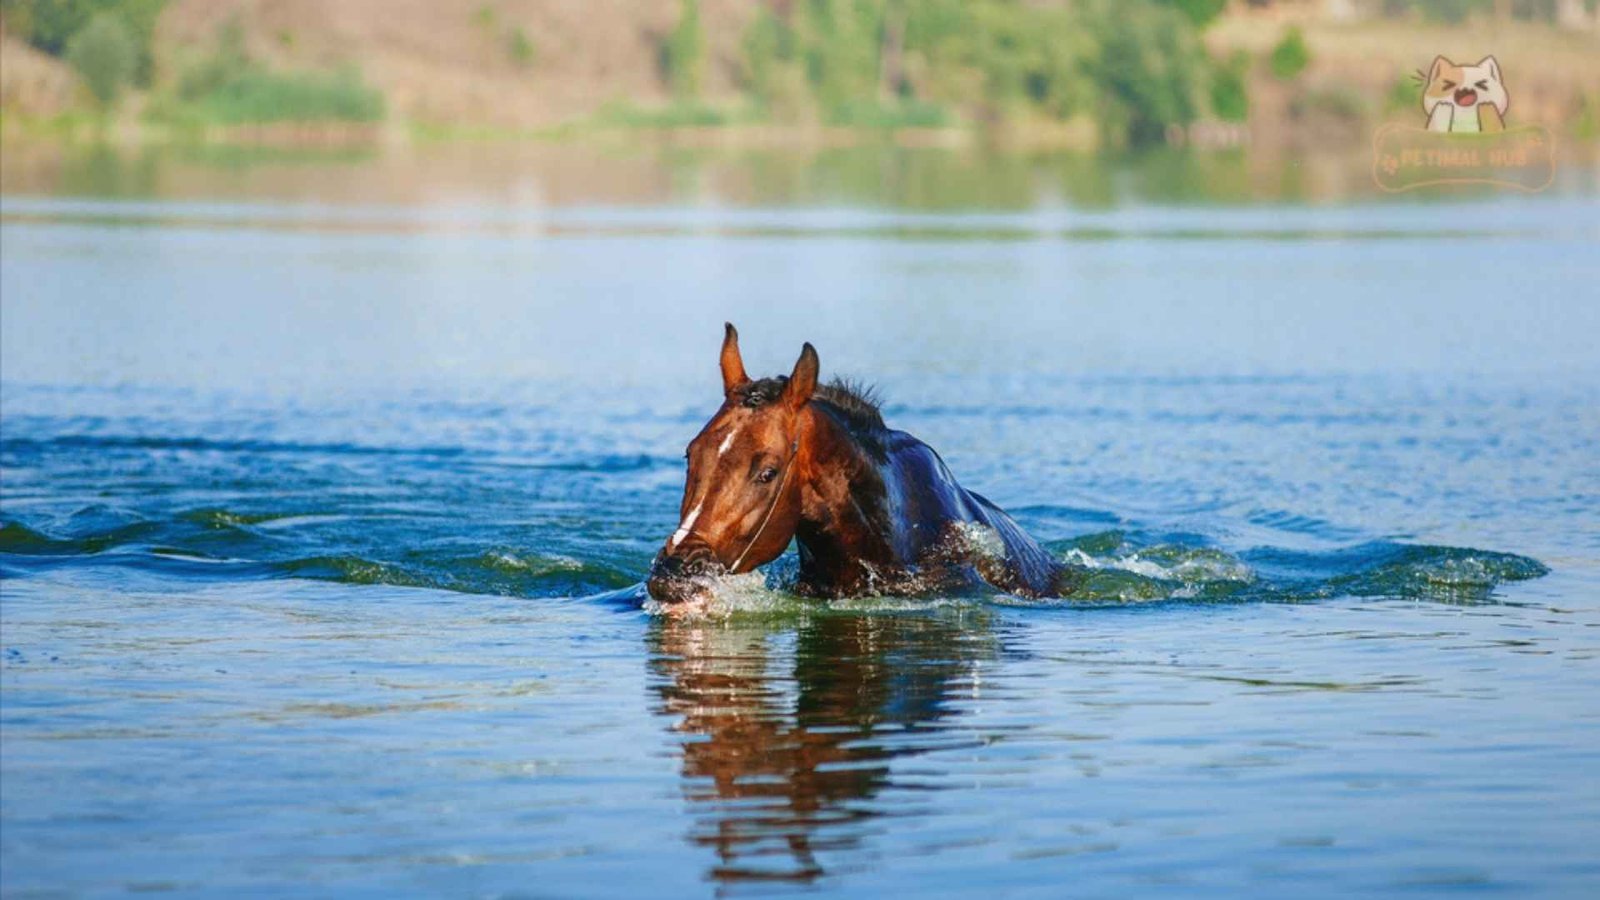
top-left (4, 9), bottom-right (1595, 155)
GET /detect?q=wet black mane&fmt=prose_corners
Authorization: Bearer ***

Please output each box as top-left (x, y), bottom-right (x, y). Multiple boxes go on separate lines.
top-left (816, 378), bottom-right (886, 432)
top-left (736, 376), bottom-right (886, 437)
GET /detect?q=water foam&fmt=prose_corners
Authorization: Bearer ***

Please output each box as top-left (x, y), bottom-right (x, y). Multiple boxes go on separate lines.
top-left (641, 571), bottom-right (799, 618)
top-left (1063, 546), bottom-right (1255, 585)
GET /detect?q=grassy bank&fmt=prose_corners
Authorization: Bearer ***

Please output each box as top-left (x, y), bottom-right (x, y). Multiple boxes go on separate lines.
top-left (2, 1), bottom-right (1596, 149)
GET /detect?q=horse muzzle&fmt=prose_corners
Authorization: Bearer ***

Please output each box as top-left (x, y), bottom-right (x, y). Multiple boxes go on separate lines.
top-left (646, 545), bottom-right (728, 604)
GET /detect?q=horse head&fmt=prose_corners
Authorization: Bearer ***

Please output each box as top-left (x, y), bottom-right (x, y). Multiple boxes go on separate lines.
top-left (647, 324), bottom-right (818, 604)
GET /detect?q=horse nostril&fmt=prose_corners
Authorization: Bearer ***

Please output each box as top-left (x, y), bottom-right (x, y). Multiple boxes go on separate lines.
top-left (651, 554), bottom-right (684, 579)
top-left (650, 545), bottom-right (726, 584)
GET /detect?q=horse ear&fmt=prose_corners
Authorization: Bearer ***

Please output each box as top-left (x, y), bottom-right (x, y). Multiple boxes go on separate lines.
top-left (784, 343), bottom-right (819, 410)
top-left (720, 322), bottom-right (747, 393)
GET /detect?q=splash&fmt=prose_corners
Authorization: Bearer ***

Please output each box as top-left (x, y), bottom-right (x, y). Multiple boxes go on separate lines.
top-left (1, 512), bottom-right (1547, 614)
top-left (640, 571), bottom-right (804, 618)
top-left (630, 530), bottom-right (1548, 617)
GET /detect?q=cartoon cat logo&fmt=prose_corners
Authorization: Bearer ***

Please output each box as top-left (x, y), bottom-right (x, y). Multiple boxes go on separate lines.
top-left (1422, 56), bottom-right (1508, 134)
top-left (1375, 52), bottom-right (1551, 192)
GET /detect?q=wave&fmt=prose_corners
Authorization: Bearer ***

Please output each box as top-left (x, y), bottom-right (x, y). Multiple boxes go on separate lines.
top-left (274, 550), bottom-right (637, 597)
top-left (1, 512), bottom-right (1546, 612)
top-left (0, 516), bottom-right (638, 598)
top-left (1048, 534), bottom-right (1545, 606)
top-left (628, 531), bottom-right (1548, 617)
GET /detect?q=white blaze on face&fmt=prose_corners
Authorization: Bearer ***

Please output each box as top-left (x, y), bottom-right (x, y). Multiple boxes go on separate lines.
top-left (669, 426), bottom-right (739, 551)
top-left (669, 503), bottom-right (702, 550)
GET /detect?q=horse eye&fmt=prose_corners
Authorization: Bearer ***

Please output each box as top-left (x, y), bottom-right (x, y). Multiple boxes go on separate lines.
top-left (756, 467), bottom-right (779, 484)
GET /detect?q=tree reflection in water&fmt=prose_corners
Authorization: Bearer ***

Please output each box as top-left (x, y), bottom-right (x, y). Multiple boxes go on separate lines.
top-left (647, 610), bottom-right (1004, 885)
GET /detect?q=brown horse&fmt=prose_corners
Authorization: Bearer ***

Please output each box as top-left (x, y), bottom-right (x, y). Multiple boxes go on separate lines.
top-left (647, 324), bottom-right (1076, 605)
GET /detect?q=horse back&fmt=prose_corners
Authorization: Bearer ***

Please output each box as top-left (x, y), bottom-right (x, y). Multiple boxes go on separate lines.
top-left (880, 431), bottom-right (1063, 596)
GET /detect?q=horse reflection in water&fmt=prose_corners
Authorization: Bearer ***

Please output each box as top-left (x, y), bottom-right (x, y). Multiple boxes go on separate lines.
top-left (647, 611), bottom-right (1003, 884)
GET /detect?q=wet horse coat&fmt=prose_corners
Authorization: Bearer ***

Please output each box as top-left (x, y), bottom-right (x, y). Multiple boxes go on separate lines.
top-left (788, 393), bottom-right (1066, 597)
top-left (647, 325), bottom-right (1074, 604)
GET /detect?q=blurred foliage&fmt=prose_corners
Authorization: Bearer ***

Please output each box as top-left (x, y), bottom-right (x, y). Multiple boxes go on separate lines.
top-left (1379, 0), bottom-right (1598, 21)
top-left (1291, 85), bottom-right (1368, 121)
top-left (1209, 50), bottom-right (1249, 123)
top-left (1, 0), bottom-right (165, 83)
top-left (1385, 73), bottom-right (1420, 113)
top-left (663, 0), bottom-right (705, 100)
top-left (739, 7), bottom-right (786, 106)
top-left (1573, 91), bottom-right (1600, 140)
top-left (1377, 0), bottom-right (1599, 21)
top-left (1155, 0), bottom-right (1228, 27)
top-left (64, 12), bottom-right (135, 106)
top-left (831, 98), bottom-right (949, 128)
top-left (471, 5), bottom-right (536, 70)
top-left (5, 0), bottom-right (1593, 141)
top-left (722, 0), bottom-right (1214, 145)
top-left (1382, 0), bottom-right (1491, 21)
top-left (1268, 27), bottom-right (1310, 81)
top-left (598, 99), bottom-right (732, 128)
top-left (506, 26), bottom-right (536, 68)
top-left (179, 68), bottom-right (384, 125)
top-left (152, 21), bottom-right (384, 125)
top-left (1085, 1), bottom-right (1203, 144)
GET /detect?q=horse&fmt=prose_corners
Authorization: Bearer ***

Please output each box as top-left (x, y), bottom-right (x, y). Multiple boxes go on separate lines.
top-left (646, 324), bottom-right (1078, 606)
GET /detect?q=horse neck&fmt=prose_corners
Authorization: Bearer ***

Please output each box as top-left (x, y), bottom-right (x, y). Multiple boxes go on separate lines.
top-left (795, 405), bottom-right (892, 566)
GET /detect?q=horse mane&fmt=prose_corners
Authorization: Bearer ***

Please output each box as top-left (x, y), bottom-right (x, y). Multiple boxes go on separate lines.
top-left (736, 375), bottom-right (886, 436)
top-left (815, 377), bottom-right (885, 433)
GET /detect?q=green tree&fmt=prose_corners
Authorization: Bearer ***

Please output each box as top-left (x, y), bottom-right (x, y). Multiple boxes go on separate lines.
top-left (728, 0), bottom-right (1213, 143)
top-left (64, 12), bottom-right (136, 107)
top-left (160, 19), bottom-right (385, 125)
top-left (740, 6), bottom-right (785, 100)
top-left (1087, 1), bottom-right (1204, 144)
top-left (801, 0), bottom-right (883, 120)
top-left (1209, 50), bottom-right (1249, 122)
top-left (663, 0), bottom-right (705, 98)
top-left (1269, 27), bottom-right (1310, 81)
top-left (2, 0), bottom-right (167, 84)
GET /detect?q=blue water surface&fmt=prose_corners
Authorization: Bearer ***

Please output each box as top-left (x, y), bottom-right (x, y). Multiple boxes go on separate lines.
top-left (2, 166), bottom-right (1599, 897)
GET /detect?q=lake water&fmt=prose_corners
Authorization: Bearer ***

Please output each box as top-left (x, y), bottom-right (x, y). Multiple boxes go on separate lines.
top-left (2, 141), bottom-right (1599, 897)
